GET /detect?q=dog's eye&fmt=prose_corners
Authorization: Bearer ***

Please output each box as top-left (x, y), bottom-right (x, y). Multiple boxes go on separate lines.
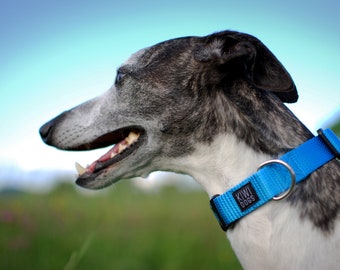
top-left (115, 70), bottom-right (125, 85)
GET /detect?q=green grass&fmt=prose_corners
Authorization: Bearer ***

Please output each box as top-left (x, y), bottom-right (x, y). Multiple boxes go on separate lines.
top-left (0, 181), bottom-right (242, 270)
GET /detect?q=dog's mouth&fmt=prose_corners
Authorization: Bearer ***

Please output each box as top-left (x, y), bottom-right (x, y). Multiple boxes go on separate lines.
top-left (74, 126), bottom-right (145, 187)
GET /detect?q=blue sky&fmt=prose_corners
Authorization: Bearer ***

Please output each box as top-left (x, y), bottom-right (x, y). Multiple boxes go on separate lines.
top-left (0, 0), bottom-right (339, 178)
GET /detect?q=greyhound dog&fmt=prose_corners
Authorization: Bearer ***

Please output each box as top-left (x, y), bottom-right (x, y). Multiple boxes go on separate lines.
top-left (39, 30), bottom-right (340, 270)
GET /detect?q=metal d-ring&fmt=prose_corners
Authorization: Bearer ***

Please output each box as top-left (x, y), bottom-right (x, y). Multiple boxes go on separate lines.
top-left (257, 159), bottom-right (296, 201)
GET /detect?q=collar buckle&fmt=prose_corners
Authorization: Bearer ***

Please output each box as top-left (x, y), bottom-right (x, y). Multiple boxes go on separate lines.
top-left (317, 128), bottom-right (340, 159)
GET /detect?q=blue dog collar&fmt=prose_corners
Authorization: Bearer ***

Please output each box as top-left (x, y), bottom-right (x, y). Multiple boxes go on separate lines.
top-left (210, 128), bottom-right (340, 231)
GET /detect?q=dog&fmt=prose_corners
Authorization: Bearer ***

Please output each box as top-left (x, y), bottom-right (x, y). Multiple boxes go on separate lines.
top-left (39, 30), bottom-right (340, 270)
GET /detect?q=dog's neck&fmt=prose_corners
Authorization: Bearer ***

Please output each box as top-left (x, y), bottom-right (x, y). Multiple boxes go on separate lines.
top-left (161, 88), bottom-right (340, 269)
top-left (171, 130), bottom-right (339, 270)
top-left (174, 133), bottom-right (273, 197)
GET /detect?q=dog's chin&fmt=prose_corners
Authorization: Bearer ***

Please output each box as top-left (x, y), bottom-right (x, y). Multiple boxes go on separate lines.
top-left (76, 170), bottom-right (114, 189)
top-left (75, 167), bottom-right (126, 189)
top-left (74, 126), bottom-right (147, 189)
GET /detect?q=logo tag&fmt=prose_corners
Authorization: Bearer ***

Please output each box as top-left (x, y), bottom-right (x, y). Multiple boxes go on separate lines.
top-left (232, 182), bottom-right (260, 211)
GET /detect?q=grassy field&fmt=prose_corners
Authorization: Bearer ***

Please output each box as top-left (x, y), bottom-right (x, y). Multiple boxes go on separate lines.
top-left (0, 180), bottom-right (242, 270)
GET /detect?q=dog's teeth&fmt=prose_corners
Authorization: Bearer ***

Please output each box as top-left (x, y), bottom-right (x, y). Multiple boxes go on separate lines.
top-left (126, 131), bottom-right (140, 145)
top-left (118, 144), bottom-right (128, 153)
top-left (75, 162), bottom-right (87, 176)
top-left (110, 152), bottom-right (117, 158)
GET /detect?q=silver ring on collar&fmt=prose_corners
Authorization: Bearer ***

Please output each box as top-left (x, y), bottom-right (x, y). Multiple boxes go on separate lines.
top-left (257, 159), bottom-right (296, 201)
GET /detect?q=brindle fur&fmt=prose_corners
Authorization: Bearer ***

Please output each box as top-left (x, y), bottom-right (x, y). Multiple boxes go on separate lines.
top-left (40, 31), bottom-right (340, 235)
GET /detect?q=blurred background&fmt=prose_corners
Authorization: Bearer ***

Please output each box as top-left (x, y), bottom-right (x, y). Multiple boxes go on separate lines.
top-left (0, 0), bottom-right (339, 269)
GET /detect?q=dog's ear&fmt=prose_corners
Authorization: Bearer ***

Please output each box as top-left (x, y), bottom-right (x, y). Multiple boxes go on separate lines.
top-left (196, 32), bottom-right (298, 103)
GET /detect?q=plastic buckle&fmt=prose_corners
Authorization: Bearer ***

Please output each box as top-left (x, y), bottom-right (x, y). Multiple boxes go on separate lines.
top-left (317, 129), bottom-right (340, 159)
top-left (210, 195), bottom-right (229, 231)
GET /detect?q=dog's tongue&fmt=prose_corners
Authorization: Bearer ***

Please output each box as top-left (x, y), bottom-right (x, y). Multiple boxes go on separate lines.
top-left (75, 132), bottom-right (140, 175)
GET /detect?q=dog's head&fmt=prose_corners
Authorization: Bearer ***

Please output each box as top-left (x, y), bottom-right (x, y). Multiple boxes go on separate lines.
top-left (39, 30), bottom-right (298, 189)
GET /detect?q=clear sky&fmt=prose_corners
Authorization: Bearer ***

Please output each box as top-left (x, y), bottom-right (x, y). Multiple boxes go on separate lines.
top-left (0, 0), bottom-right (339, 178)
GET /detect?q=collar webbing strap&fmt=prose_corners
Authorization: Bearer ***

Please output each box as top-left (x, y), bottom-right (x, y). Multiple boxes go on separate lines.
top-left (210, 128), bottom-right (340, 231)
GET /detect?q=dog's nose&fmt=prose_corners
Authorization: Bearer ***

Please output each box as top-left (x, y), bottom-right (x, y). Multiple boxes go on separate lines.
top-left (39, 119), bottom-right (54, 145)
top-left (39, 111), bottom-right (68, 146)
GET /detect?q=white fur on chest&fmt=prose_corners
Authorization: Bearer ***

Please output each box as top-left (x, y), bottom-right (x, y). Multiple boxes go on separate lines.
top-left (166, 133), bottom-right (340, 270)
top-left (228, 202), bottom-right (340, 270)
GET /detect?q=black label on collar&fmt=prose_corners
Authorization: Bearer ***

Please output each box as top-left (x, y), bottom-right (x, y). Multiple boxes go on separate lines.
top-left (232, 182), bottom-right (260, 212)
